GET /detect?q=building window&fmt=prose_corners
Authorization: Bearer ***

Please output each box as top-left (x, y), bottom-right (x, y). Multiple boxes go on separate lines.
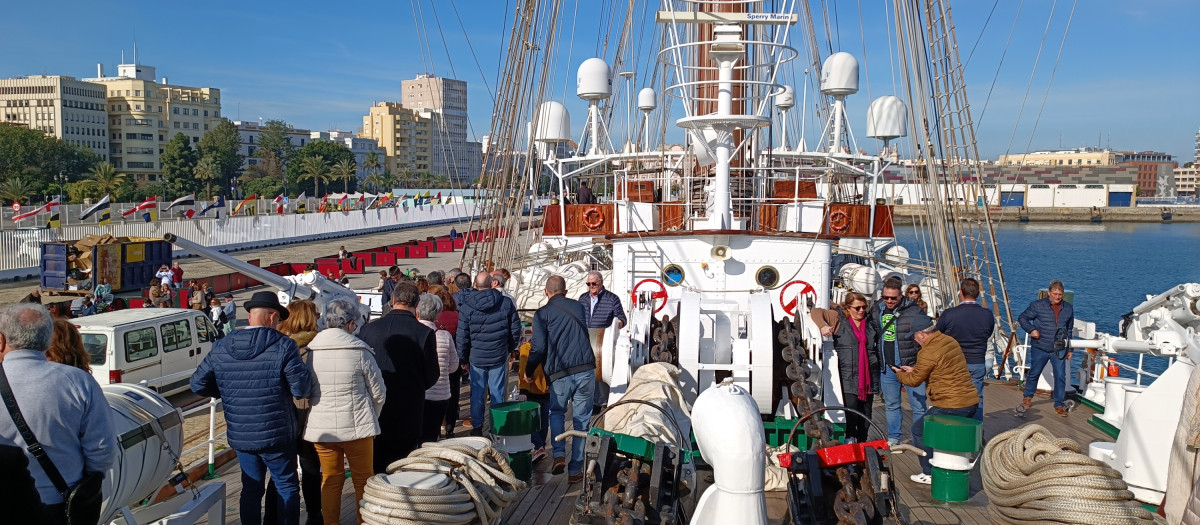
top-left (172, 107), bottom-right (179, 114)
top-left (158, 106), bottom-right (163, 112)
top-left (192, 109), bottom-right (198, 116)
top-left (203, 110), bottom-right (208, 117)
top-left (174, 122), bottom-right (180, 128)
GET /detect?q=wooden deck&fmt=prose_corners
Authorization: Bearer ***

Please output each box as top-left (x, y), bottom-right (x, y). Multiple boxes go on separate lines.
top-left (193, 377), bottom-right (1109, 524)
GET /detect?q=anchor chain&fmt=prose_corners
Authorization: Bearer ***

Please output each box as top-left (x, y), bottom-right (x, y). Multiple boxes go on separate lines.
top-left (650, 314), bottom-right (679, 364)
top-left (779, 316), bottom-right (890, 525)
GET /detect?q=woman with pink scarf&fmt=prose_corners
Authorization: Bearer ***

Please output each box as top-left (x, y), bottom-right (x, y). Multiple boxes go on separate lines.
top-left (810, 292), bottom-right (880, 443)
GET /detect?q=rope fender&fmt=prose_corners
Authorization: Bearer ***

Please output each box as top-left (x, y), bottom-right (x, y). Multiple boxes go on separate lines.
top-left (981, 424), bottom-right (1164, 525)
top-left (360, 437), bottom-right (528, 525)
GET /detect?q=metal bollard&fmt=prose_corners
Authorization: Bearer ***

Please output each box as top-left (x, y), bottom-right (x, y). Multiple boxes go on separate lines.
top-left (923, 414), bottom-right (982, 503)
top-left (490, 401), bottom-right (541, 482)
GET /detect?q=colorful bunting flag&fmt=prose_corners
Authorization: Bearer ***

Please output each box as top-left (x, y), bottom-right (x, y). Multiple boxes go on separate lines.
top-left (167, 194), bottom-right (196, 208)
top-left (233, 195), bottom-right (256, 216)
top-left (80, 195), bottom-right (110, 221)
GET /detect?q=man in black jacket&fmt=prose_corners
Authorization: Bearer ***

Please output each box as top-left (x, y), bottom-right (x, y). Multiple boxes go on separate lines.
top-left (868, 277), bottom-right (933, 445)
top-left (934, 278), bottom-right (995, 421)
top-left (358, 281), bottom-right (439, 472)
top-left (525, 275), bottom-right (595, 483)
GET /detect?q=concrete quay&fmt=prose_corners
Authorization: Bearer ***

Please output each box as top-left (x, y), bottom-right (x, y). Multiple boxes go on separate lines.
top-left (892, 205), bottom-right (1200, 223)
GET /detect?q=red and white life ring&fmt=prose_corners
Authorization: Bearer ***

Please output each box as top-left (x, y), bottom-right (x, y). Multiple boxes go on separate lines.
top-left (582, 206), bottom-right (605, 230)
top-left (631, 278), bottom-right (668, 314)
top-left (779, 280), bottom-right (817, 316)
top-left (828, 210), bottom-right (851, 234)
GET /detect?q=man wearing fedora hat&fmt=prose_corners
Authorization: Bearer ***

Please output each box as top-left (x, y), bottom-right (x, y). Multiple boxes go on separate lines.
top-left (191, 291), bottom-right (312, 525)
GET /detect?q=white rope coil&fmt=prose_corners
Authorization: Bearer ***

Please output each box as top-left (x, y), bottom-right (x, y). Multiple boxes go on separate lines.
top-left (360, 436), bottom-right (528, 525)
top-left (982, 424), bottom-right (1164, 525)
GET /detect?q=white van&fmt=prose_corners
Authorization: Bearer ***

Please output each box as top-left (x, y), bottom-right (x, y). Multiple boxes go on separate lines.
top-left (74, 309), bottom-right (223, 396)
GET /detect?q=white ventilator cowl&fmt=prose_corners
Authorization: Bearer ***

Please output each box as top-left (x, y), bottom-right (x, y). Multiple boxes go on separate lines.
top-left (689, 381), bottom-right (768, 525)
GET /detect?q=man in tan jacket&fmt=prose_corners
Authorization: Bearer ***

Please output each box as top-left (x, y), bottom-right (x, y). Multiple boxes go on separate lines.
top-left (894, 327), bottom-right (980, 485)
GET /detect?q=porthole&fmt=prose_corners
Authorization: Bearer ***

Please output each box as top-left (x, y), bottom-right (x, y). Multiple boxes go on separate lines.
top-left (756, 266), bottom-right (780, 289)
top-left (663, 265), bottom-right (684, 286)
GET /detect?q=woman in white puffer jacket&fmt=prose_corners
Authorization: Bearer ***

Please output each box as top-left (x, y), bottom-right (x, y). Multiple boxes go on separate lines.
top-left (303, 299), bottom-right (386, 525)
top-left (416, 293), bottom-right (460, 444)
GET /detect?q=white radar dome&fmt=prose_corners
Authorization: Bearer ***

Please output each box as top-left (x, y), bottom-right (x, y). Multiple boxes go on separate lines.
top-left (577, 58), bottom-right (612, 101)
top-left (532, 101), bottom-right (571, 142)
top-left (866, 96), bottom-right (908, 140)
top-left (820, 52), bottom-right (859, 96)
top-left (775, 85), bottom-right (795, 110)
top-left (638, 87), bottom-right (657, 111)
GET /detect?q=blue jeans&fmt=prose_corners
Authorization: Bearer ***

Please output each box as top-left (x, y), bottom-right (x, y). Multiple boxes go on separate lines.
top-left (914, 405), bottom-right (979, 475)
top-left (236, 447), bottom-right (300, 525)
top-left (967, 363), bottom-right (987, 421)
top-left (1023, 347), bottom-right (1067, 407)
top-left (550, 370), bottom-right (595, 475)
top-left (880, 368), bottom-right (926, 442)
top-left (527, 394), bottom-right (551, 450)
top-left (470, 363), bottom-right (508, 428)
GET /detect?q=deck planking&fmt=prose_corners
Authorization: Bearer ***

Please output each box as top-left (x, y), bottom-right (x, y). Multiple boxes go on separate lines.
top-left (190, 376), bottom-right (1111, 524)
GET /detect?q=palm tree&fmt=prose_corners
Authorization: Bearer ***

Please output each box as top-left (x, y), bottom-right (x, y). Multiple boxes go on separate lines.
top-left (363, 172), bottom-right (387, 194)
top-left (0, 176), bottom-right (35, 204)
top-left (331, 158), bottom-right (358, 194)
top-left (194, 155), bottom-right (220, 200)
top-left (297, 155), bottom-right (330, 198)
top-left (77, 162), bottom-right (128, 197)
top-left (364, 151), bottom-right (380, 177)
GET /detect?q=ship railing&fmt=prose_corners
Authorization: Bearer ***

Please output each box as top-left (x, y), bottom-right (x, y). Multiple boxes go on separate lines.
top-left (1001, 335), bottom-right (1172, 394)
top-left (136, 377), bottom-right (228, 480)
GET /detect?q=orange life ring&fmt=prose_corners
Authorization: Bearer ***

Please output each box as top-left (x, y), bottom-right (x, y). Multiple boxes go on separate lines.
top-left (828, 210), bottom-right (851, 234)
top-left (582, 206), bottom-right (605, 230)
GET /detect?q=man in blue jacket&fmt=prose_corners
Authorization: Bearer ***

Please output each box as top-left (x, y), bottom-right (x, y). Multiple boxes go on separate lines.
top-left (1018, 279), bottom-right (1075, 417)
top-left (579, 271), bottom-right (626, 408)
top-left (457, 271), bottom-right (521, 435)
top-left (191, 291), bottom-right (311, 525)
top-left (934, 278), bottom-right (995, 421)
top-left (525, 275), bottom-right (596, 483)
top-left (869, 277), bottom-right (932, 444)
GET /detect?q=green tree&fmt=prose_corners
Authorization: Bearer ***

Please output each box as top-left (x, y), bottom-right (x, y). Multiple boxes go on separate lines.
top-left (256, 120), bottom-right (296, 168)
top-left (331, 158), bottom-right (358, 193)
top-left (194, 155), bottom-right (221, 200)
top-left (287, 140), bottom-right (354, 196)
top-left (241, 177), bottom-right (283, 200)
top-left (76, 162), bottom-right (128, 198)
top-left (160, 133), bottom-right (199, 197)
top-left (0, 123), bottom-right (99, 184)
top-left (198, 118), bottom-right (243, 198)
top-left (297, 155), bottom-right (330, 199)
top-left (0, 176), bottom-right (35, 204)
top-left (363, 172), bottom-right (387, 193)
top-left (364, 150), bottom-right (380, 175)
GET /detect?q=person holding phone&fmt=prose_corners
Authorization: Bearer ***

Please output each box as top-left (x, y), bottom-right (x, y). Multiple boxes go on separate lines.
top-left (894, 327), bottom-right (980, 485)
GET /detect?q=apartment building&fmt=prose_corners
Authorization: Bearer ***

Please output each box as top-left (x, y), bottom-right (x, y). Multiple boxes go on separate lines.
top-left (401, 74), bottom-right (482, 183)
top-left (1173, 165), bottom-right (1197, 198)
top-left (84, 61), bottom-right (222, 183)
top-left (361, 102), bottom-right (432, 175)
top-left (234, 120), bottom-right (310, 168)
top-left (0, 75), bottom-right (110, 161)
top-left (1119, 151), bottom-right (1176, 197)
top-left (310, 130), bottom-right (385, 181)
top-left (997, 148), bottom-right (1120, 167)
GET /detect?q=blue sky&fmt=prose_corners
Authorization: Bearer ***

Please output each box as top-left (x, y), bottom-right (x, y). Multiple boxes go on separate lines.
top-left (2, 0), bottom-right (1196, 162)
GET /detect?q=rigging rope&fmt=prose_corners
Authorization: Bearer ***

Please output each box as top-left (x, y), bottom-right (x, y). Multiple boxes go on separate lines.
top-left (360, 436), bottom-right (527, 525)
top-left (982, 425), bottom-right (1165, 525)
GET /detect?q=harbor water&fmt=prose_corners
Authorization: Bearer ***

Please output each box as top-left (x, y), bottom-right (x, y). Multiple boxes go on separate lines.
top-left (897, 222), bottom-right (1200, 382)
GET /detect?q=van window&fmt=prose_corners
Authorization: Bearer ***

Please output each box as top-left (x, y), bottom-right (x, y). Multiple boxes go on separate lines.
top-left (195, 315), bottom-right (220, 343)
top-left (125, 327), bottom-right (159, 362)
top-left (82, 334), bottom-right (107, 365)
top-left (161, 319), bottom-right (193, 352)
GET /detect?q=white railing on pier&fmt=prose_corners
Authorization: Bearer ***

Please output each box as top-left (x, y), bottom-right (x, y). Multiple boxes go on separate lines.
top-left (0, 200), bottom-right (482, 278)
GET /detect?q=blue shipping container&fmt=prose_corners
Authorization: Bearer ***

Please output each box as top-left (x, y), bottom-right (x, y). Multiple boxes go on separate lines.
top-left (39, 239), bottom-right (172, 293)
top-left (999, 192), bottom-right (1025, 207)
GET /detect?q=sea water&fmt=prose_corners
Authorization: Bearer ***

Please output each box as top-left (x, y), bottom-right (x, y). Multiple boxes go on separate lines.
top-left (896, 222), bottom-right (1200, 381)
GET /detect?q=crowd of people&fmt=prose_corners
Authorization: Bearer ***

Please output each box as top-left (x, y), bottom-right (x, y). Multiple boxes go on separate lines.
top-left (0, 241), bottom-right (1082, 522)
top-left (812, 276), bottom-right (1074, 486)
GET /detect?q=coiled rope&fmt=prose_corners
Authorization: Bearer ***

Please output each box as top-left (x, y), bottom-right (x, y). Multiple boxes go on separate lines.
top-left (360, 436), bottom-right (528, 524)
top-left (982, 424), bottom-right (1164, 525)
